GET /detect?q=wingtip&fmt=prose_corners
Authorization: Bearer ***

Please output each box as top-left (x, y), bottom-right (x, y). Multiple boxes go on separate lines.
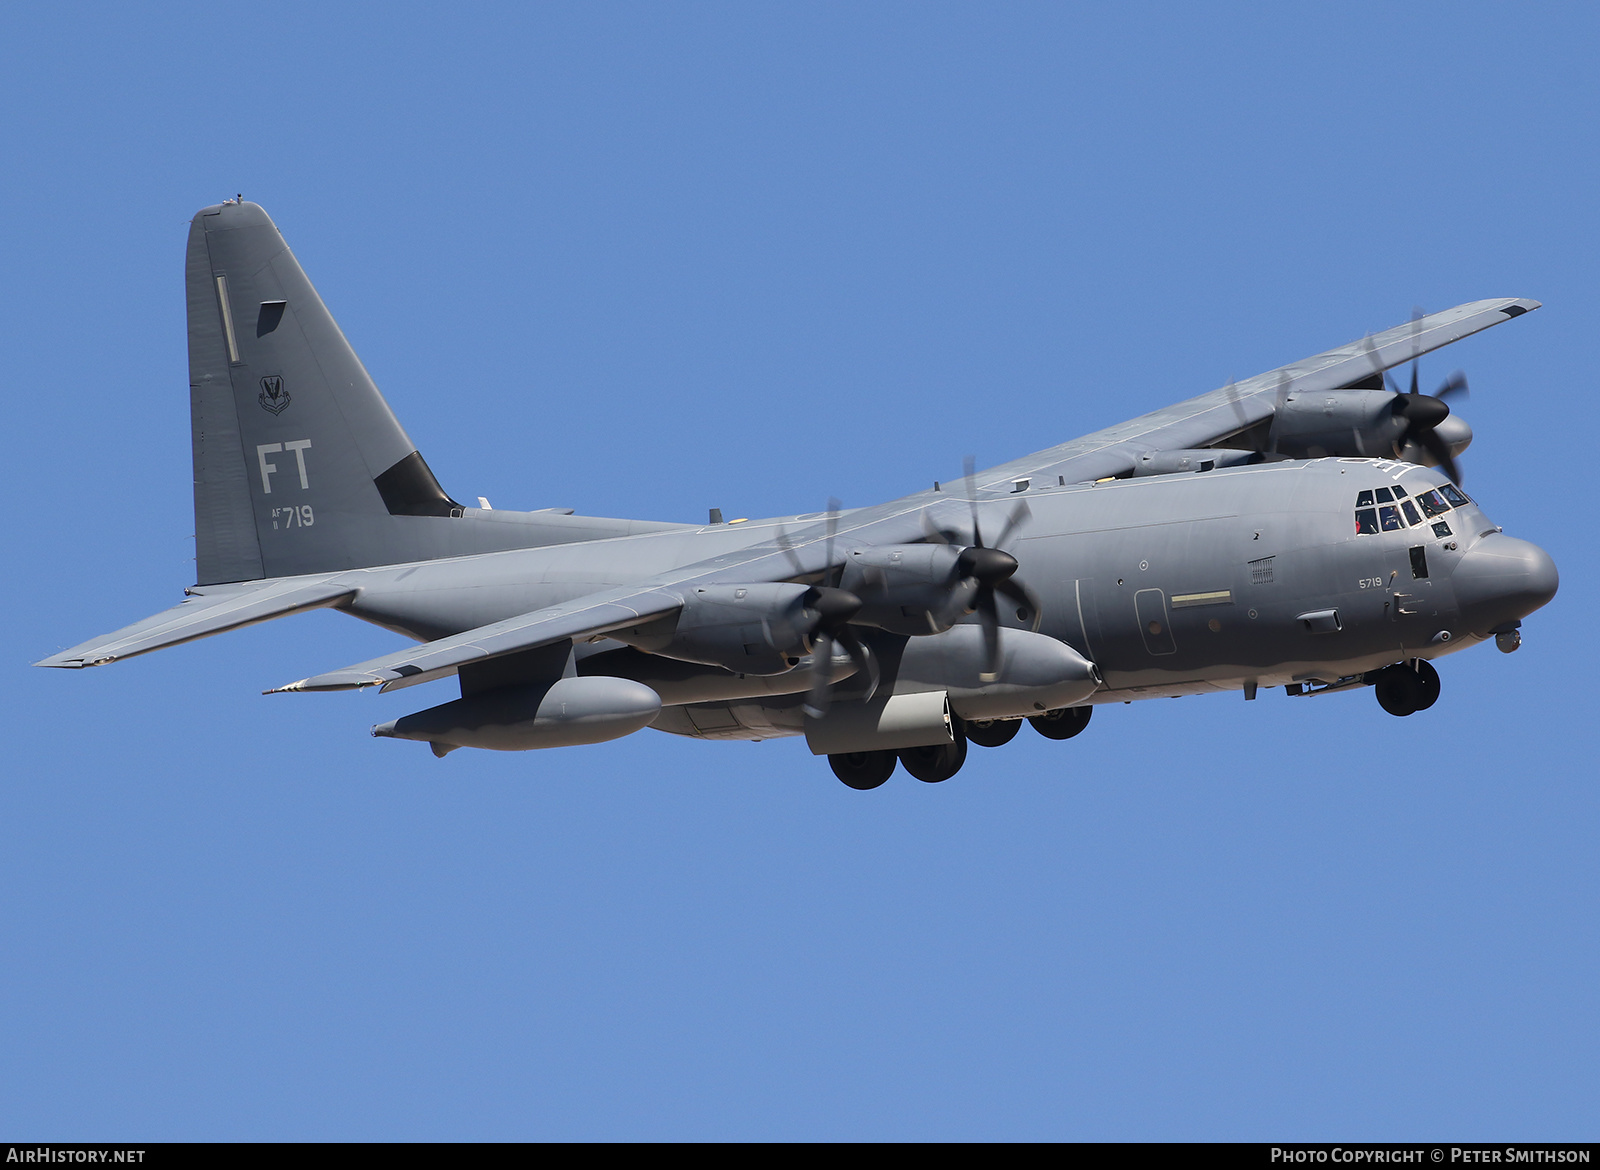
top-left (266, 671), bottom-right (385, 694)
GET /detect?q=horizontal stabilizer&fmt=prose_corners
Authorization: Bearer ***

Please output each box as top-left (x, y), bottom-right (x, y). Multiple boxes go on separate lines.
top-left (268, 586), bottom-right (685, 693)
top-left (36, 576), bottom-right (356, 669)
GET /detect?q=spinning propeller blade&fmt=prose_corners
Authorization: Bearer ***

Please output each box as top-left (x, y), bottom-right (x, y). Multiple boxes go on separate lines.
top-left (800, 500), bottom-right (877, 718)
top-left (1382, 308), bottom-right (1470, 483)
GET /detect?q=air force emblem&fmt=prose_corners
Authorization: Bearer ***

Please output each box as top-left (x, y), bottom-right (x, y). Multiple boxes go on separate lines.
top-left (258, 375), bottom-right (291, 415)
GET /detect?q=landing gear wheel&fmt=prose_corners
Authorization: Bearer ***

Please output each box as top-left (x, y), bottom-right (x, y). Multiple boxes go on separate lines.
top-left (899, 735), bottom-right (968, 783)
top-left (1029, 706), bottom-right (1092, 740)
top-left (1374, 662), bottom-right (1428, 717)
top-left (829, 750), bottom-right (897, 790)
top-left (1412, 658), bottom-right (1441, 710)
top-left (965, 718), bottom-right (1020, 748)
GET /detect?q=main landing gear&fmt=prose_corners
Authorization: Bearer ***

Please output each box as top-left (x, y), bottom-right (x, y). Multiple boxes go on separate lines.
top-left (1373, 659), bottom-right (1441, 717)
top-left (827, 705), bottom-right (1095, 788)
top-left (826, 735), bottom-right (970, 789)
top-left (965, 718), bottom-right (1020, 748)
top-left (1029, 705), bottom-right (1092, 740)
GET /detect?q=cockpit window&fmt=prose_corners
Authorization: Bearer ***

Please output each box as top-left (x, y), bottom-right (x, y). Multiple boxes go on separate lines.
top-left (1400, 499), bottom-right (1423, 526)
top-left (1391, 484), bottom-right (1408, 498)
top-left (1355, 508), bottom-right (1379, 535)
top-left (1439, 483), bottom-right (1471, 508)
top-left (1416, 489), bottom-right (1450, 518)
top-left (1356, 490), bottom-right (1374, 507)
top-left (1379, 505), bottom-right (1405, 531)
top-left (1432, 520), bottom-right (1452, 537)
top-left (1374, 486), bottom-right (1394, 503)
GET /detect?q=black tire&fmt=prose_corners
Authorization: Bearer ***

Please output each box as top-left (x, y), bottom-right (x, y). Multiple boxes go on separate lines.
top-left (965, 718), bottom-right (1021, 748)
top-left (899, 735), bottom-right (968, 783)
top-left (1029, 705), bottom-right (1092, 741)
top-left (1412, 658), bottom-right (1441, 711)
top-left (1374, 664), bottom-right (1423, 717)
top-left (829, 750), bottom-right (897, 790)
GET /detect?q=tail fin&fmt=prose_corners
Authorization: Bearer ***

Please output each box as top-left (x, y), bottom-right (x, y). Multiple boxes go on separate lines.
top-left (187, 200), bottom-right (460, 584)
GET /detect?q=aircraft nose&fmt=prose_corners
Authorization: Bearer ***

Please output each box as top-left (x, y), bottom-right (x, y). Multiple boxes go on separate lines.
top-left (1451, 533), bottom-right (1559, 632)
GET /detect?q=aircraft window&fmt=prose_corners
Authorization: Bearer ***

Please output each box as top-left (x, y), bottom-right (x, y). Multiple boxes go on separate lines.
top-left (1417, 489), bottom-right (1450, 517)
top-left (1374, 487), bottom-right (1394, 503)
top-left (1378, 505), bottom-right (1404, 531)
top-left (1432, 520), bottom-right (1452, 538)
top-left (1392, 484), bottom-right (1408, 498)
top-left (1356, 490), bottom-right (1374, 507)
top-left (1439, 483), bottom-right (1471, 507)
top-left (1400, 499), bottom-right (1422, 526)
top-left (1355, 509), bottom-right (1379, 535)
top-left (1410, 546), bottom-right (1429, 579)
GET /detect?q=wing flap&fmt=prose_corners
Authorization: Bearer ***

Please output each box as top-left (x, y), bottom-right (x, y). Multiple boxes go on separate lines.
top-left (36, 575), bottom-right (356, 668)
top-left (268, 586), bottom-right (685, 693)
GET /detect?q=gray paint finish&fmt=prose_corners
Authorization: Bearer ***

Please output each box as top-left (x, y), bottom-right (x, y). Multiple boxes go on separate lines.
top-left (39, 202), bottom-right (1560, 773)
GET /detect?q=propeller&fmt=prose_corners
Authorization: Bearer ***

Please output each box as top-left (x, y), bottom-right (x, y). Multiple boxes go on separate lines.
top-left (1385, 308), bottom-right (1470, 484)
top-left (1221, 373), bottom-right (1290, 458)
top-left (924, 458), bottom-right (1044, 682)
top-left (800, 500), bottom-right (878, 719)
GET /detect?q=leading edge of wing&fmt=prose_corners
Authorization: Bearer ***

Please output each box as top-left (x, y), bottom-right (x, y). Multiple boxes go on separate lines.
top-left (268, 585), bottom-right (686, 693)
top-left (981, 297), bottom-right (1539, 489)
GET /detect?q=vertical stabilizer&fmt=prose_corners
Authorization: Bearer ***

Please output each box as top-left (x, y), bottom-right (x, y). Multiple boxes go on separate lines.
top-left (186, 201), bottom-right (458, 584)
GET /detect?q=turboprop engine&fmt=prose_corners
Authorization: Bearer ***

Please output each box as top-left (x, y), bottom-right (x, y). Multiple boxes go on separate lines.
top-left (372, 675), bottom-right (662, 756)
top-left (611, 582), bottom-right (864, 678)
top-left (1251, 354), bottom-right (1474, 483)
top-left (839, 543), bottom-right (973, 635)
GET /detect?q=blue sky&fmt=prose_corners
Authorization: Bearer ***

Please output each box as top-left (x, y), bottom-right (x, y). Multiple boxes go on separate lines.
top-left (2, 2), bottom-right (1595, 1140)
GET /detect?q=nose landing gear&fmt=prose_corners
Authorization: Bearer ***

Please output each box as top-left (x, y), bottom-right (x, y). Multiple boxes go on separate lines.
top-left (1373, 659), bottom-right (1441, 716)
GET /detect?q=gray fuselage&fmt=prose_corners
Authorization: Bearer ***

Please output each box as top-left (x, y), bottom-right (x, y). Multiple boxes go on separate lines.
top-left (333, 456), bottom-right (1550, 735)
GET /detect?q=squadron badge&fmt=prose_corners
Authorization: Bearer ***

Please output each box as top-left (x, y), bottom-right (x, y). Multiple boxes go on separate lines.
top-left (259, 375), bottom-right (291, 415)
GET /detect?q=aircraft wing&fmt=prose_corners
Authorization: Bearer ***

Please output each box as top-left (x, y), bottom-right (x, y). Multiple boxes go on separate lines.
top-left (36, 575), bottom-right (357, 668)
top-left (269, 585), bottom-right (686, 693)
top-left (978, 297), bottom-right (1539, 488)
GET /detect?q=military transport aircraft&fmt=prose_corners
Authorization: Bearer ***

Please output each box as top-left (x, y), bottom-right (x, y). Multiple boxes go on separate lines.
top-left (38, 200), bottom-right (1559, 788)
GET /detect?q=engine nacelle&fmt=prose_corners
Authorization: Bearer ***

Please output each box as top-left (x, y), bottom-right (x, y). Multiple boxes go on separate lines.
top-left (839, 544), bottom-right (974, 635)
top-left (1268, 389), bottom-right (1405, 458)
top-left (372, 676), bottom-right (662, 754)
top-left (616, 583), bottom-right (817, 676)
top-left (899, 626), bottom-right (1100, 720)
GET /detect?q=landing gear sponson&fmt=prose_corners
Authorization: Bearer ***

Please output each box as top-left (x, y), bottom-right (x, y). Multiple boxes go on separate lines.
top-left (827, 706), bottom-right (1093, 789)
